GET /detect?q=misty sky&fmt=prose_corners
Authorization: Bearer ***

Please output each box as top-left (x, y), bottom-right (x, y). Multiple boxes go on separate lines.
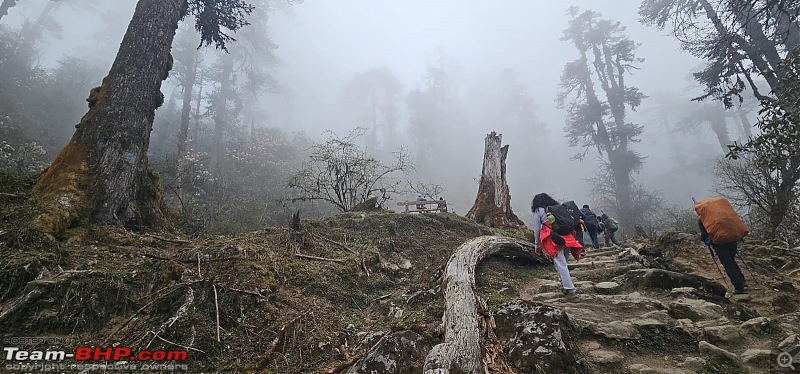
top-left (5, 0), bottom-right (730, 221)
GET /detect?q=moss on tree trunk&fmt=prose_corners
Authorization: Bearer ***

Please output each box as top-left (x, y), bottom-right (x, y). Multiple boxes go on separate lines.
top-left (31, 0), bottom-right (184, 237)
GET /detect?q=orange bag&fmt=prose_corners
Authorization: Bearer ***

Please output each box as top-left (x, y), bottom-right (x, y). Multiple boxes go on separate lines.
top-left (694, 196), bottom-right (749, 244)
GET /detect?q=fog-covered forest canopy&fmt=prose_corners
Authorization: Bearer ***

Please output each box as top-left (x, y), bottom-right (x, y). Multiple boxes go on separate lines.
top-left (0, 0), bottom-right (797, 241)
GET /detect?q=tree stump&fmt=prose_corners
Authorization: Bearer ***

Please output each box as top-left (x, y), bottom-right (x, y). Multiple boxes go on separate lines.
top-left (466, 132), bottom-right (525, 229)
top-left (423, 235), bottom-right (547, 373)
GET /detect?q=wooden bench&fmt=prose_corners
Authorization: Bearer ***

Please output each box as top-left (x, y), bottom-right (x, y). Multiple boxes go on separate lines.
top-left (397, 200), bottom-right (448, 213)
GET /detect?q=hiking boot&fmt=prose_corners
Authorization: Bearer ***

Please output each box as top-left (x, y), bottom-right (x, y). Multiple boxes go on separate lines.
top-left (733, 288), bottom-right (748, 295)
top-left (563, 289), bottom-right (578, 298)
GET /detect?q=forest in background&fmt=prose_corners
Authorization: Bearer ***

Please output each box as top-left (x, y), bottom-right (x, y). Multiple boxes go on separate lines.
top-left (0, 0), bottom-right (797, 244)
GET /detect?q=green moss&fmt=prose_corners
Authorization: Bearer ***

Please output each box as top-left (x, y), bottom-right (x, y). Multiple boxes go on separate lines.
top-left (698, 357), bottom-right (746, 374)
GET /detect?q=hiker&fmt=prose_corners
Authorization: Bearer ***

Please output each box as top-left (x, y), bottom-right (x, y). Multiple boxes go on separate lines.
top-left (581, 204), bottom-right (601, 250)
top-left (416, 193), bottom-right (425, 210)
top-left (694, 196), bottom-right (750, 295)
top-left (531, 193), bottom-right (584, 296)
top-left (698, 220), bottom-right (747, 294)
top-left (562, 200), bottom-right (586, 247)
top-left (600, 213), bottom-right (621, 246)
top-left (437, 197), bottom-right (447, 212)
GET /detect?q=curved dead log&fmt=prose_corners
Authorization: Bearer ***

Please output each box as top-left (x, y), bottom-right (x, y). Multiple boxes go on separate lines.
top-left (423, 235), bottom-right (547, 374)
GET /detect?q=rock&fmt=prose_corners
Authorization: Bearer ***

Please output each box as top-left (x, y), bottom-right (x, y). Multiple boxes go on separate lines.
top-left (669, 299), bottom-right (724, 321)
top-left (740, 349), bottom-right (774, 365)
top-left (778, 334), bottom-right (800, 352)
top-left (703, 325), bottom-right (741, 343)
top-left (587, 349), bottom-right (624, 364)
top-left (695, 317), bottom-right (731, 328)
top-left (779, 313), bottom-right (800, 334)
top-left (627, 363), bottom-right (692, 374)
top-left (615, 269), bottom-right (727, 296)
top-left (346, 330), bottom-right (428, 374)
top-left (537, 281), bottom-right (564, 294)
top-left (675, 319), bottom-right (701, 338)
top-left (353, 331), bottom-right (387, 355)
top-left (494, 300), bottom-right (584, 373)
top-left (630, 318), bottom-right (665, 328)
top-left (640, 310), bottom-right (674, 325)
top-left (676, 357), bottom-right (706, 371)
top-left (698, 340), bottom-right (741, 364)
top-left (589, 321), bottom-right (640, 340)
top-left (594, 281), bottom-right (620, 295)
top-left (670, 287), bottom-right (697, 297)
top-left (740, 317), bottom-right (771, 334)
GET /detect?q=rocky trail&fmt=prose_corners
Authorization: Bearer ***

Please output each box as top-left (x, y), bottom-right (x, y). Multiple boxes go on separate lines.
top-left (507, 236), bottom-right (800, 374)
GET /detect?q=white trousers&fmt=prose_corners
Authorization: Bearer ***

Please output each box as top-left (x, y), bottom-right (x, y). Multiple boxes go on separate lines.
top-left (553, 246), bottom-right (575, 291)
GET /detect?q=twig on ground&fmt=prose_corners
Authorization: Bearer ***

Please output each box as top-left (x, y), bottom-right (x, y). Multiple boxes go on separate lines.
top-left (372, 294), bottom-right (391, 303)
top-left (294, 253), bottom-right (346, 263)
top-left (313, 234), bottom-right (357, 254)
top-left (229, 288), bottom-right (265, 298)
top-left (213, 283), bottom-right (221, 343)
top-left (361, 259), bottom-right (370, 277)
top-left (148, 331), bottom-right (206, 354)
top-left (327, 334), bottom-right (388, 373)
top-left (146, 233), bottom-right (190, 244)
top-left (196, 253), bottom-right (201, 278)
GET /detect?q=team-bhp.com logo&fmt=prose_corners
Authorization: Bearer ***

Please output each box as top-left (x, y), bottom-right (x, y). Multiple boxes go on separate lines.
top-left (4, 344), bottom-right (189, 372)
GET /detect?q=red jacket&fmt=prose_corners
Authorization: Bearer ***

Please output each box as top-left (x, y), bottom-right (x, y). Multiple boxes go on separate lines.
top-left (540, 221), bottom-right (583, 261)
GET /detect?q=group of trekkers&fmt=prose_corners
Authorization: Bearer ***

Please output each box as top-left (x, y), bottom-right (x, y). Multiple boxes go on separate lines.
top-left (530, 193), bottom-right (750, 297)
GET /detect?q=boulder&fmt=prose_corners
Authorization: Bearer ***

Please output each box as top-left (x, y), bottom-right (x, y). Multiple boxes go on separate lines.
top-left (587, 349), bottom-right (624, 364)
top-left (594, 282), bottom-right (620, 295)
top-left (630, 318), bottom-right (665, 328)
top-left (346, 330), bottom-right (428, 374)
top-left (698, 340), bottom-right (740, 364)
top-left (675, 319), bottom-right (701, 338)
top-left (740, 349), bottom-right (774, 365)
top-left (615, 269), bottom-right (726, 297)
top-left (778, 334), bottom-right (800, 353)
top-left (640, 310), bottom-right (674, 325)
top-left (703, 325), bottom-right (741, 344)
top-left (669, 299), bottom-right (724, 321)
top-left (740, 317), bottom-right (771, 334)
top-left (676, 357), bottom-right (706, 371)
top-left (588, 320), bottom-right (640, 340)
top-left (494, 300), bottom-right (584, 373)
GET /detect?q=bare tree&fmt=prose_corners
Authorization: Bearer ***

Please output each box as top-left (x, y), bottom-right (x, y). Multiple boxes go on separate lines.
top-left (288, 128), bottom-right (413, 212)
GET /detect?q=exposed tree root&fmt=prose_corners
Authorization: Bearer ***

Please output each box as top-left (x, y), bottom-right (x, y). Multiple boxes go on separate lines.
top-left (423, 236), bottom-right (544, 374)
top-left (0, 270), bottom-right (92, 324)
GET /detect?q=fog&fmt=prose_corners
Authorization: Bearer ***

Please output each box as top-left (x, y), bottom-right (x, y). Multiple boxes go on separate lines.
top-left (3, 0), bottom-right (748, 227)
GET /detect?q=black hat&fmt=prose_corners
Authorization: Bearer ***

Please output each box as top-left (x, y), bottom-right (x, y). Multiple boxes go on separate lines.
top-left (583, 204), bottom-right (589, 209)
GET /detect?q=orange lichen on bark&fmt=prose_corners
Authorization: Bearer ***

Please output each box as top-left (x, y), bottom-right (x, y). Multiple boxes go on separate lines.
top-left (30, 137), bottom-right (92, 238)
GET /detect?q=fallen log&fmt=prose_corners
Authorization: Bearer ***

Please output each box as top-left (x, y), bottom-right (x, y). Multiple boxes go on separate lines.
top-left (423, 235), bottom-right (546, 374)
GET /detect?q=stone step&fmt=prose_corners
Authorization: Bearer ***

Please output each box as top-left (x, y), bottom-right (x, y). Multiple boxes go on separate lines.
top-left (570, 263), bottom-right (643, 279)
top-left (568, 259), bottom-right (618, 270)
top-left (582, 249), bottom-right (621, 258)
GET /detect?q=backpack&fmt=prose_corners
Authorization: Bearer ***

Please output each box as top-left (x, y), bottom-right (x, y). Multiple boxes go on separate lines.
top-left (582, 208), bottom-right (598, 228)
top-left (694, 196), bottom-right (749, 244)
top-left (603, 216), bottom-right (619, 232)
top-left (547, 204), bottom-right (578, 236)
top-left (561, 201), bottom-right (583, 227)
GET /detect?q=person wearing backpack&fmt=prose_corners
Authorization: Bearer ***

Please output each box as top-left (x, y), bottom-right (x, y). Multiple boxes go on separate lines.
top-left (562, 200), bottom-right (586, 247)
top-left (600, 213), bottom-right (621, 246)
top-left (581, 205), bottom-right (600, 250)
top-left (531, 193), bottom-right (583, 296)
top-left (694, 196), bottom-right (750, 294)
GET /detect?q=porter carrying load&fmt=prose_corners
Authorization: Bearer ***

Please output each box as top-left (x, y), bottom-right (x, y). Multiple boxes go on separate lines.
top-left (693, 196), bottom-right (749, 244)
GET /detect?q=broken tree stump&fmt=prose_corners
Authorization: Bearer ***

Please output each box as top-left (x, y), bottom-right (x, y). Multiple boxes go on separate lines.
top-left (466, 132), bottom-right (525, 229)
top-left (423, 235), bottom-right (547, 373)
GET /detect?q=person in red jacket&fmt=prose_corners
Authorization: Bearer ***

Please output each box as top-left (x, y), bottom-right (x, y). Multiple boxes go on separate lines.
top-left (531, 193), bottom-right (583, 296)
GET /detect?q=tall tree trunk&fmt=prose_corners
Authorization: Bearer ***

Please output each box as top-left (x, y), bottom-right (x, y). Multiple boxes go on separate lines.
top-left (174, 47), bottom-right (199, 212)
top-left (0, 0), bottom-right (18, 22)
top-left (210, 54), bottom-right (234, 175)
top-left (466, 132), bottom-right (525, 230)
top-left (735, 106), bottom-right (753, 139)
top-left (709, 115), bottom-right (732, 153)
top-left (608, 149), bottom-right (635, 234)
top-left (31, 0), bottom-right (182, 236)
